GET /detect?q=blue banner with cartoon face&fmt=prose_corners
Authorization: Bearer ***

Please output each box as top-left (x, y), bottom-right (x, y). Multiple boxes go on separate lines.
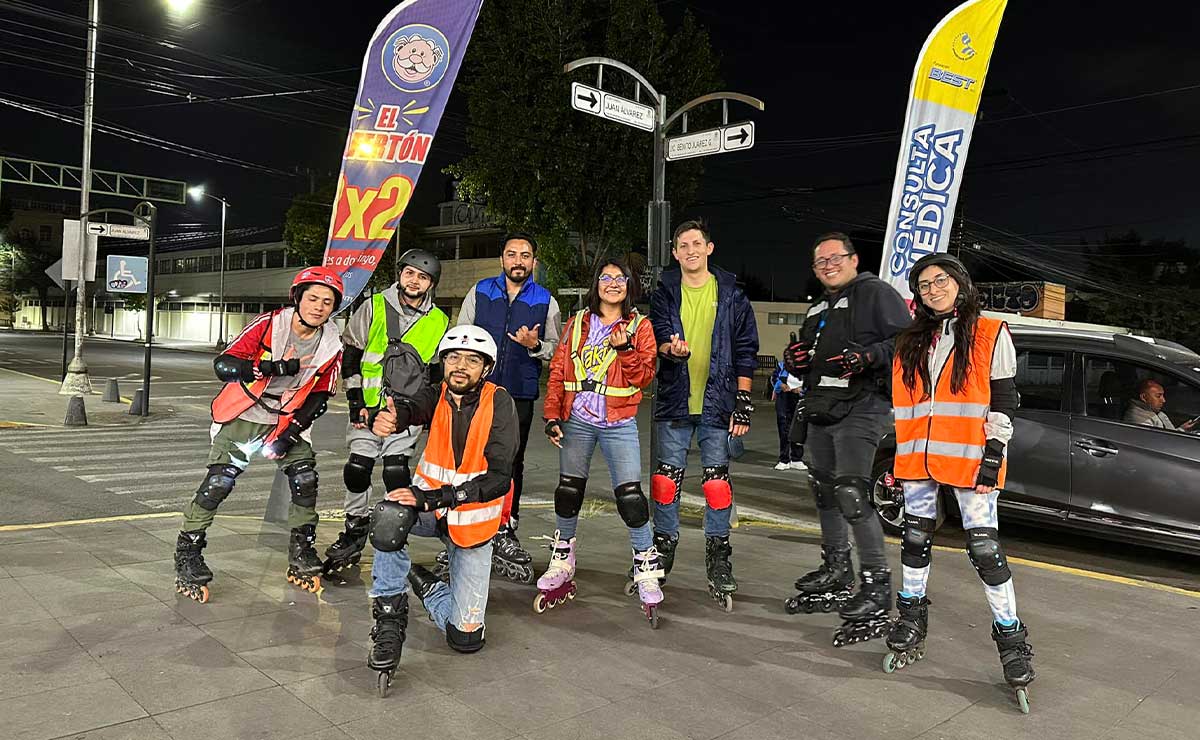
top-left (323, 0), bottom-right (484, 307)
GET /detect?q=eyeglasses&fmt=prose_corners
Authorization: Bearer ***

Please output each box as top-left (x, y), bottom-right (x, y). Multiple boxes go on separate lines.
top-left (916, 273), bottom-right (953, 295)
top-left (813, 253), bottom-right (852, 270)
top-left (443, 351), bottom-right (485, 369)
top-left (598, 275), bottom-right (628, 286)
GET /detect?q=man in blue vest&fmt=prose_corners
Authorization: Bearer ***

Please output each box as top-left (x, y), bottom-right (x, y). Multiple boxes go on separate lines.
top-left (457, 232), bottom-right (562, 583)
top-left (324, 249), bottom-right (449, 577)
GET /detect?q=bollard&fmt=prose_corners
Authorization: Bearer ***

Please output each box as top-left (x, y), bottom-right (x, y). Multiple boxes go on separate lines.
top-left (102, 378), bottom-right (121, 403)
top-left (128, 389), bottom-right (145, 416)
top-left (265, 469), bottom-right (291, 524)
top-left (64, 395), bottom-right (88, 427)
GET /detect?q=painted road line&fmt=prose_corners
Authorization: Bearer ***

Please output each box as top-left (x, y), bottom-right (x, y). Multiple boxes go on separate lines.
top-left (54, 449), bottom-right (338, 472)
top-left (0, 423), bottom-right (207, 437)
top-left (33, 446), bottom-right (212, 463)
top-left (0, 511), bottom-right (182, 531)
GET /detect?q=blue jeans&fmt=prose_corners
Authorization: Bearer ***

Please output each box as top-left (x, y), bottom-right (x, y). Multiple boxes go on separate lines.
top-left (556, 418), bottom-right (652, 550)
top-left (370, 512), bottom-right (493, 636)
top-left (653, 415), bottom-right (732, 537)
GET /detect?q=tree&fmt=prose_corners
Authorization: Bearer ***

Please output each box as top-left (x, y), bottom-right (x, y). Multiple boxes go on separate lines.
top-left (449, 0), bottom-right (723, 292)
top-left (282, 180), bottom-right (421, 297)
top-left (4, 235), bottom-right (59, 331)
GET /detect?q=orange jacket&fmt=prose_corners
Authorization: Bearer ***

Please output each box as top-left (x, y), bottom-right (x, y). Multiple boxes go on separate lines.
top-left (544, 309), bottom-right (656, 424)
top-left (892, 316), bottom-right (1007, 489)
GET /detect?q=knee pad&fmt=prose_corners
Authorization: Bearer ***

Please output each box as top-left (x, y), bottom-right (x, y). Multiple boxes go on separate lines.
top-left (809, 470), bottom-right (837, 510)
top-left (368, 500), bottom-right (418, 552)
top-left (650, 462), bottom-right (684, 505)
top-left (613, 481), bottom-right (649, 528)
top-left (284, 459), bottom-right (319, 508)
top-left (446, 622), bottom-right (485, 653)
top-left (193, 464), bottom-right (240, 511)
top-left (965, 527), bottom-right (1012, 586)
top-left (701, 465), bottom-right (732, 510)
top-left (833, 476), bottom-right (872, 524)
top-left (382, 455), bottom-right (411, 491)
top-left (901, 513), bottom-right (938, 568)
top-left (553, 475), bottom-right (587, 518)
top-left (342, 453), bottom-right (374, 493)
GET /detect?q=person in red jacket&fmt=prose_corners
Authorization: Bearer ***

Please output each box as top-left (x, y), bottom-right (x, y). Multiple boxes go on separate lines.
top-left (536, 258), bottom-right (662, 624)
top-left (172, 267), bottom-right (344, 603)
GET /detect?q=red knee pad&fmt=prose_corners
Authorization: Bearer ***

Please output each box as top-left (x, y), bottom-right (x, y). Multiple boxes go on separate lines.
top-left (651, 474), bottom-right (679, 505)
top-left (702, 478), bottom-right (732, 510)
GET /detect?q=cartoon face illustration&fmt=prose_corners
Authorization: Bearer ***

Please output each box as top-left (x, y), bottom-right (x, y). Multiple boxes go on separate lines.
top-left (392, 34), bottom-right (444, 84)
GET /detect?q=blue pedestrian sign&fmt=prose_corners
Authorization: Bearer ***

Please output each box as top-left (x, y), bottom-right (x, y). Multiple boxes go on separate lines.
top-left (106, 255), bottom-right (148, 293)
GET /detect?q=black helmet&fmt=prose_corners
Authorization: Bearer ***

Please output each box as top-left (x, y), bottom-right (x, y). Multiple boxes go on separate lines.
top-left (907, 252), bottom-right (969, 296)
top-left (397, 248), bottom-right (441, 286)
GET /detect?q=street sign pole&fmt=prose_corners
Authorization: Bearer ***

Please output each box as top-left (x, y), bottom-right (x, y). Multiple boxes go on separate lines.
top-left (137, 202), bottom-right (157, 418)
top-left (61, 280), bottom-right (72, 380)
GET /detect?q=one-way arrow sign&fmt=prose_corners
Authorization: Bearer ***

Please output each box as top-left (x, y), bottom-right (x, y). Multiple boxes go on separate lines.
top-left (571, 82), bottom-right (602, 115)
top-left (723, 122), bottom-right (755, 151)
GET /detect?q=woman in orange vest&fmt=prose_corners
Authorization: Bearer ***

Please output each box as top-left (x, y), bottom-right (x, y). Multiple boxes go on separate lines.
top-left (173, 267), bottom-right (343, 603)
top-left (886, 253), bottom-right (1034, 711)
top-left (536, 258), bottom-right (661, 626)
top-left (364, 325), bottom-right (519, 697)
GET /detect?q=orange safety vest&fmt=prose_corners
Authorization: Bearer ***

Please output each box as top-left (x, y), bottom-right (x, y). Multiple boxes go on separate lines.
top-left (210, 308), bottom-right (341, 444)
top-left (892, 316), bottom-right (1007, 489)
top-left (414, 381), bottom-right (511, 548)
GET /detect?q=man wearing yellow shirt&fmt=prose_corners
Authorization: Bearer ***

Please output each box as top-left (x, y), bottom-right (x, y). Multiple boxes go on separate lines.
top-left (649, 220), bottom-right (760, 610)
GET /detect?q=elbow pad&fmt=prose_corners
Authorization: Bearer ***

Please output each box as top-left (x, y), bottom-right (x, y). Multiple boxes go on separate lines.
top-left (214, 355), bottom-right (254, 383)
top-left (342, 345), bottom-right (364, 378)
top-left (989, 377), bottom-right (1020, 419)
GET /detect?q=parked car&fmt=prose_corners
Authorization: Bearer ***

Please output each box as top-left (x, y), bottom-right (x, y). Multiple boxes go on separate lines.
top-left (871, 313), bottom-right (1200, 555)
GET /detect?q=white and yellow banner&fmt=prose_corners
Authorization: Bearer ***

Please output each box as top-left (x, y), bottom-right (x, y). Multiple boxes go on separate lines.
top-left (879, 0), bottom-right (1007, 300)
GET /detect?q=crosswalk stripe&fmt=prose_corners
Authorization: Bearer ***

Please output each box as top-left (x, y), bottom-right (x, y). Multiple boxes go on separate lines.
top-left (54, 449), bottom-right (338, 472)
top-left (32, 445), bottom-right (212, 463)
top-left (107, 470), bottom-right (279, 496)
top-left (0, 423), bottom-right (207, 436)
top-left (137, 490), bottom-right (271, 510)
top-left (0, 427), bottom-right (208, 442)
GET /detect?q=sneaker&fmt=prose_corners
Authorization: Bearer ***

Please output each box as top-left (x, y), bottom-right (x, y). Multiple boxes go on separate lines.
top-left (790, 460), bottom-right (808, 471)
top-left (774, 461), bottom-right (790, 471)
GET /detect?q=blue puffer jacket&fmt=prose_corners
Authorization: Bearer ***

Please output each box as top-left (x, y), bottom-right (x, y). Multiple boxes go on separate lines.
top-left (650, 266), bottom-right (759, 426)
top-left (472, 274), bottom-right (551, 400)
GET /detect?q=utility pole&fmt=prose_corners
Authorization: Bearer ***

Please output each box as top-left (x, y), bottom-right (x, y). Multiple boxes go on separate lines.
top-left (60, 0), bottom-right (99, 398)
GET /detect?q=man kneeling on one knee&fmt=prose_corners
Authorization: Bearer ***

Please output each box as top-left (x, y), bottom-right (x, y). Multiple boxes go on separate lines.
top-left (365, 325), bottom-right (519, 674)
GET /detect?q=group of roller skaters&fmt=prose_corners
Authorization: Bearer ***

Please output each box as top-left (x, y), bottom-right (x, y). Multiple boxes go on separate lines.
top-left (171, 222), bottom-right (1034, 710)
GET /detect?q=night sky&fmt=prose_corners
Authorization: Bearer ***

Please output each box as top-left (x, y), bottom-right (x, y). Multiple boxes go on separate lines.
top-left (4, 0), bottom-right (1199, 300)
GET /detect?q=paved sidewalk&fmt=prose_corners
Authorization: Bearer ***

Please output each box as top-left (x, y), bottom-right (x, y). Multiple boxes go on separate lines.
top-left (0, 369), bottom-right (147, 429)
top-left (1, 504), bottom-right (1196, 740)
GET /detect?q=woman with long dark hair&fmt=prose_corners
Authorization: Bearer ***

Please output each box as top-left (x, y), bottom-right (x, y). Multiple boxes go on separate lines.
top-left (535, 257), bottom-right (664, 626)
top-left (885, 253), bottom-right (1035, 712)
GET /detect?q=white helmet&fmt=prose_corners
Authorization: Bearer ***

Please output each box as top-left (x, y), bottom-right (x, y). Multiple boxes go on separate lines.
top-left (438, 325), bottom-right (498, 365)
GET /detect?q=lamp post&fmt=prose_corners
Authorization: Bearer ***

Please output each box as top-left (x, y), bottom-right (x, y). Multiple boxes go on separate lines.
top-left (189, 186), bottom-right (229, 348)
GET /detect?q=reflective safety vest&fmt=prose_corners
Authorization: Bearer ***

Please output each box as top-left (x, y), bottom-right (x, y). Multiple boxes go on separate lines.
top-left (892, 316), bottom-right (1007, 489)
top-left (414, 381), bottom-right (510, 548)
top-left (562, 309), bottom-right (645, 397)
top-left (360, 293), bottom-right (448, 408)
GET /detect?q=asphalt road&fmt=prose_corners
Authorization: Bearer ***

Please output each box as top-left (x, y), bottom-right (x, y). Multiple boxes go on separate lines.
top-left (2, 330), bottom-right (1197, 592)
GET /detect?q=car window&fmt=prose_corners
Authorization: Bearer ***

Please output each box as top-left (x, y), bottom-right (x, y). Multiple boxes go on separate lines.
top-left (1015, 349), bottom-right (1067, 411)
top-left (1083, 356), bottom-right (1200, 431)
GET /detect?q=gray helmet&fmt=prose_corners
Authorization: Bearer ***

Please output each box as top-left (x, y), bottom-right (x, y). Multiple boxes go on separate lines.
top-left (397, 248), bottom-right (441, 285)
top-left (907, 252), bottom-right (969, 296)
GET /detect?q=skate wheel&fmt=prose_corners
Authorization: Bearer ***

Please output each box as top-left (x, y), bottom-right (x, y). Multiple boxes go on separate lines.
top-left (645, 606), bottom-right (659, 629)
top-left (377, 671), bottom-right (391, 698)
top-left (720, 594), bottom-right (733, 613)
top-left (1016, 687), bottom-right (1030, 714)
top-left (913, 646), bottom-right (925, 661)
top-left (882, 652), bottom-right (898, 674)
top-left (624, 581), bottom-right (637, 597)
top-left (566, 584), bottom-right (577, 600)
top-left (533, 593), bottom-right (547, 614)
top-left (896, 652), bottom-right (909, 669)
top-left (196, 585), bottom-right (210, 603)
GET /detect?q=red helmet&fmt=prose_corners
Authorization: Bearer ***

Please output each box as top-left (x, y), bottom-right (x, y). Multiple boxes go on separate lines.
top-left (290, 266), bottom-right (344, 310)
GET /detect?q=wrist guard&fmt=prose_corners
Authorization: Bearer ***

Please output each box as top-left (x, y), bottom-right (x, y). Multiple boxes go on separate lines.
top-left (732, 389), bottom-right (755, 426)
top-left (976, 438), bottom-right (1006, 488)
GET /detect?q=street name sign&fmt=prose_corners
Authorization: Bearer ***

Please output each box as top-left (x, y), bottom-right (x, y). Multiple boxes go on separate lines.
top-left (106, 255), bottom-right (148, 293)
top-left (570, 82), bottom-right (656, 132)
top-left (666, 121), bottom-right (756, 161)
top-left (86, 222), bottom-right (150, 240)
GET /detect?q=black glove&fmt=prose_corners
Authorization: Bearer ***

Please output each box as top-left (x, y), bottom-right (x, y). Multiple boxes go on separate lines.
top-left (266, 421), bottom-right (304, 458)
top-left (544, 419), bottom-right (563, 439)
top-left (732, 389), bottom-right (754, 427)
top-left (783, 339), bottom-right (813, 376)
top-left (258, 358), bottom-right (301, 377)
top-left (976, 439), bottom-right (1006, 488)
top-left (830, 345), bottom-right (872, 379)
top-left (414, 486), bottom-right (455, 512)
top-left (346, 388), bottom-right (367, 424)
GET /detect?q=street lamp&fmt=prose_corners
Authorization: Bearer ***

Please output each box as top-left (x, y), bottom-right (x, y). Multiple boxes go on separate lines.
top-left (189, 186), bottom-right (230, 348)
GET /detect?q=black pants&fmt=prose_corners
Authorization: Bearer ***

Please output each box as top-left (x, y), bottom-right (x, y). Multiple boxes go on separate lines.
top-left (510, 398), bottom-right (535, 522)
top-left (804, 393), bottom-right (890, 569)
top-left (774, 391), bottom-right (804, 462)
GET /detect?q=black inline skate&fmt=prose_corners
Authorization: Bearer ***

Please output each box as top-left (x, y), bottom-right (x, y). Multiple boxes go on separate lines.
top-left (323, 514), bottom-right (369, 577)
top-left (368, 592), bottom-right (408, 698)
top-left (173, 531), bottom-right (213, 603)
top-left (285, 524), bottom-right (324, 594)
top-left (705, 535), bottom-right (737, 612)
top-left (490, 523), bottom-right (534, 584)
top-left (832, 566), bottom-right (892, 647)
top-left (784, 545), bottom-right (854, 614)
top-left (882, 593), bottom-right (930, 672)
top-left (993, 620), bottom-right (1036, 713)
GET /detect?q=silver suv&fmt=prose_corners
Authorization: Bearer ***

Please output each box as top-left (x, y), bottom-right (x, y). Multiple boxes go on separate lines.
top-left (872, 315), bottom-right (1200, 555)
